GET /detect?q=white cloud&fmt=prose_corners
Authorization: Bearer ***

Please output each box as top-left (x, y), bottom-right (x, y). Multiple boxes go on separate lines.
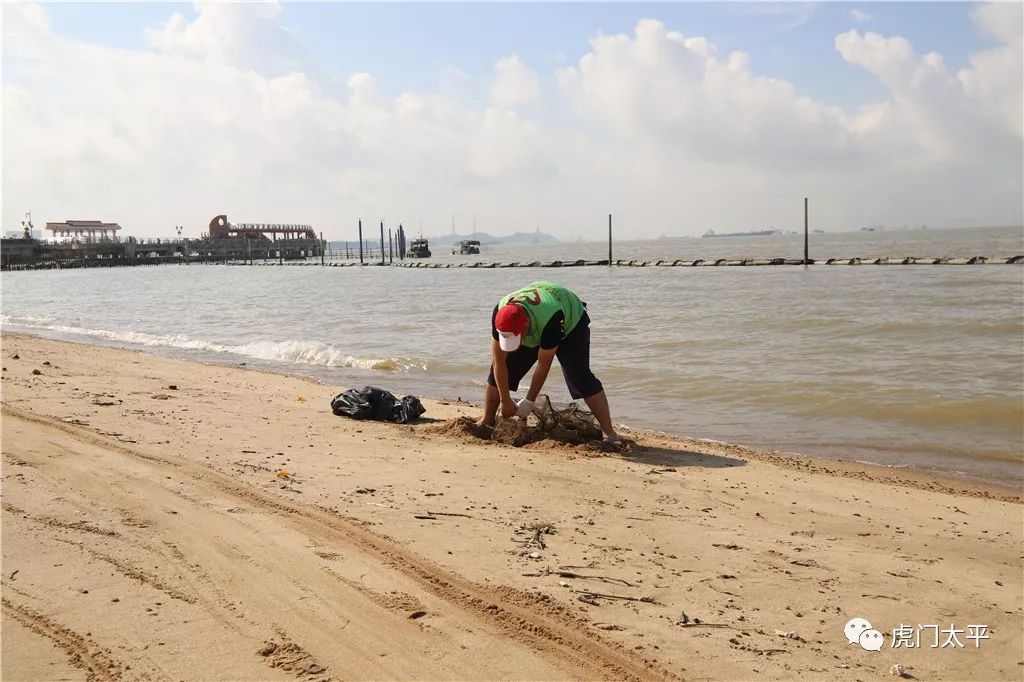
top-left (836, 23), bottom-right (1022, 161)
top-left (957, 2), bottom-right (1024, 138)
top-left (144, 1), bottom-right (307, 77)
top-left (558, 19), bottom-right (854, 167)
top-left (2, 3), bottom-right (559, 237)
top-left (490, 54), bottom-right (542, 108)
top-left (2, 2), bottom-right (1020, 240)
top-left (850, 9), bottom-right (873, 23)
top-left (971, 1), bottom-right (1023, 46)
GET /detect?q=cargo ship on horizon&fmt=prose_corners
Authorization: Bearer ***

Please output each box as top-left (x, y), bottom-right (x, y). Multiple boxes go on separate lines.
top-left (702, 228), bottom-right (783, 238)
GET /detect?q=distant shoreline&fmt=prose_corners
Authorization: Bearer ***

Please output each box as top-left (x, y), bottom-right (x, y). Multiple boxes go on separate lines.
top-left (407, 223), bottom-right (1024, 245)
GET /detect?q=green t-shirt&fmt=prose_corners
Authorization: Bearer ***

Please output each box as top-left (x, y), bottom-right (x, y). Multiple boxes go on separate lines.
top-left (498, 281), bottom-right (585, 348)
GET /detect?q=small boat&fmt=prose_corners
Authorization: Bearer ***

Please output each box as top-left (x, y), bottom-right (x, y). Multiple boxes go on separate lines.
top-left (452, 239), bottom-right (480, 255)
top-left (408, 238), bottom-right (431, 258)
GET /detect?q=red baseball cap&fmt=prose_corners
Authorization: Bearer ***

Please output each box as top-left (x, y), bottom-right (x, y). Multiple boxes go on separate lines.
top-left (495, 303), bottom-right (527, 351)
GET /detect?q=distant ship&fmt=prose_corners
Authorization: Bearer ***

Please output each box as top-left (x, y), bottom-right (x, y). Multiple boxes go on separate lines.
top-left (407, 238), bottom-right (431, 258)
top-left (451, 239), bottom-right (480, 255)
top-left (702, 228), bottom-right (782, 238)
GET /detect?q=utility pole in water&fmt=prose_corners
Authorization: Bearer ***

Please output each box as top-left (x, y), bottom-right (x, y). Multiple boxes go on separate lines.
top-left (608, 214), bottom-right (613, 265)
top-left (804, 198), bottom-right (809, 266)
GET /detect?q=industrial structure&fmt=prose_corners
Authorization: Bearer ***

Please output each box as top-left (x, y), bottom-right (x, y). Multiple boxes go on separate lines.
top-left (207, 215), bottom-right (316, 241)
top-left (201, 214), bottom-right (322, 261)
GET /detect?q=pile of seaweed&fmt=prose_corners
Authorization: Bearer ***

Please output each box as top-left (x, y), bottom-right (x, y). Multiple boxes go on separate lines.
top-left (434, 395), bottom-right (611, 450)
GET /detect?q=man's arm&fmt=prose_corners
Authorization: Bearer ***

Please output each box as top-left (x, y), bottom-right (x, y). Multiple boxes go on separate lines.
top-left (524, 312), bottom-right (564, 402)
top-left (491, 338), bottom-right (517, 418)
top-left (525, 347), bottom-right (556, 401)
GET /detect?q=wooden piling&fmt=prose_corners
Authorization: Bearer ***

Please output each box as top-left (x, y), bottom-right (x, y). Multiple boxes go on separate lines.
top-left (380, 221), bottom-right (386, 265)
top-left (320, 231), bottom-right (325, 266)
top-left (804, 197), bottom-right (809, 266)
top-left (608, 214), bottom-right (613, 265)
top-left (358, 220), bottom-right (364, 264)
top-left (388, 228), bottom-right (393, 264)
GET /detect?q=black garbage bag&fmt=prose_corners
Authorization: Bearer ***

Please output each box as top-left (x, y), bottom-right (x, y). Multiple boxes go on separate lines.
top-left (330, 386), bottom-right (425, 424)
top-left (395, 395), bottom-right (426, 424)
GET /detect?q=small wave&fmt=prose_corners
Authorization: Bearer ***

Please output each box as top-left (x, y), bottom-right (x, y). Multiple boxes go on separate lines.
top-left (852, 460), bottom-right (915, 469)
top-left (1, 315), bottom-right (424, 373)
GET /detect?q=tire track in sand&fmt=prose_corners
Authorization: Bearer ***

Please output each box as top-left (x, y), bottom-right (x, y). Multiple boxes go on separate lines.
top-left (1, 598), bottom-right (124, 681)
top-left (2, 405), bottom-right (675, 681)
top-left (1, 502), bottom-right (119, 537)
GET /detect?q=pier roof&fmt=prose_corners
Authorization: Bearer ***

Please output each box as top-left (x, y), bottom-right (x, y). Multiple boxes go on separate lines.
top-left (46, 220), bottom-right (122, 234)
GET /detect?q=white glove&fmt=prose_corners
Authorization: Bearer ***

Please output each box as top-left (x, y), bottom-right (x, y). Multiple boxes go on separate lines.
top-left (516, 398), bottom-right (535, 418)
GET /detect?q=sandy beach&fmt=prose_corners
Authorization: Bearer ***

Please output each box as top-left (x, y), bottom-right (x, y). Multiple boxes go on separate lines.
top-left (1, 332), bottom-right (1021, 681)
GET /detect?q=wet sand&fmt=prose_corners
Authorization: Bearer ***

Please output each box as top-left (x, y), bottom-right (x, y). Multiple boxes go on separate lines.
top-left (1, 332), bottom-right (1021, 680)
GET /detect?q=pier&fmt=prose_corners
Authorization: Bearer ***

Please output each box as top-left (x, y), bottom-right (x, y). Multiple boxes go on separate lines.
top-left (1, 214), bottom-right (324, 270)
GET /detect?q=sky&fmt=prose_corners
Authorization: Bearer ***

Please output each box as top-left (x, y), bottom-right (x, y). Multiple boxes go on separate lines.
top-left (3, 2), bottom-right (1022, 241)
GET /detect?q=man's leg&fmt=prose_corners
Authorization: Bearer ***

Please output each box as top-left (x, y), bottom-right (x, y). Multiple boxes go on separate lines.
top-left (477, 383), bottom-right (500, 428)
top-left (558, 318), bottom-right (617, 440)
top-left (582, 390), bottom-right (617, 441)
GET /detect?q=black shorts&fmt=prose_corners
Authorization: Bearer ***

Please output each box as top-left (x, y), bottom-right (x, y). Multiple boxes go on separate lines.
top-left (486, 312), bottom-right (604, 400)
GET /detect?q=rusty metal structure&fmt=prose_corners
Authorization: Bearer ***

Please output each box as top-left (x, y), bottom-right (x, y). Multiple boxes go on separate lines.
top-left (202, 214), bottom-right (322, 262)
top-left (208, 215), bottom-right (316, 241)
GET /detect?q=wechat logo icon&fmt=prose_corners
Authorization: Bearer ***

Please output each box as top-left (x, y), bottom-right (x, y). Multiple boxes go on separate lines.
top-left (845, 617), bottom-right (883, 651)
